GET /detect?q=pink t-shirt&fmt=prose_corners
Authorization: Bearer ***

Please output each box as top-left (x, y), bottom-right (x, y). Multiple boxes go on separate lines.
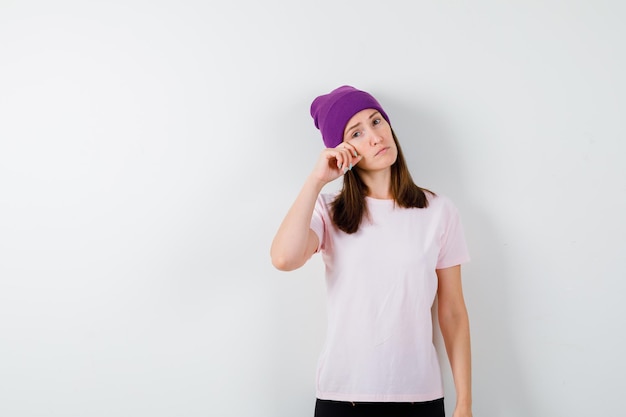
top-left (310, 192), bottom-right (470, 402)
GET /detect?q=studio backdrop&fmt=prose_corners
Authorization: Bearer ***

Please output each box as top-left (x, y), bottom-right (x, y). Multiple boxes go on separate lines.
top-left (1, 1), bottom-right (625, 416)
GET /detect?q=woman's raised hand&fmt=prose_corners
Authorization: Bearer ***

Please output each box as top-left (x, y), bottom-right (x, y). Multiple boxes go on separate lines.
top-left (310, 142), bottom-right (363, 184)
top-left (272, 142), bottom-right (361, 271)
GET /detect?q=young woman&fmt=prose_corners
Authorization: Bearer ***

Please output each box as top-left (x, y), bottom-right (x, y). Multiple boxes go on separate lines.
top-left (271, 86), bottom-right (473, 417)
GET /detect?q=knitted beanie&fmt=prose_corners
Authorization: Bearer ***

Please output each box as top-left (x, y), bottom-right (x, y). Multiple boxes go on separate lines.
top-left (310, 85), bottom-right (390, 148)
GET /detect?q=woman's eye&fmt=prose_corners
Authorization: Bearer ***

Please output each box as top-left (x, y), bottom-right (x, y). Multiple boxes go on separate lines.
top-left (373, 118), bottom-right (381, 125)
top-left (351, 131), bottom-right (362, 138)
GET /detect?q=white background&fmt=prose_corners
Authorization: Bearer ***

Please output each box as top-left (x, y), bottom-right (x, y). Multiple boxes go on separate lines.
top-left (1, 1), bottom-right (625, 416)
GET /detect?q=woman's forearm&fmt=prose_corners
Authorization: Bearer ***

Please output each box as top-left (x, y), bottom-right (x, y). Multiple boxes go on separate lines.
top-left (439, 308), bottom-right (472, 409)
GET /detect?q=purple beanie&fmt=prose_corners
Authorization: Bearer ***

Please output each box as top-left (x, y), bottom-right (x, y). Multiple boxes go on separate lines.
top-left (310, 85), bottom-right (390, 148)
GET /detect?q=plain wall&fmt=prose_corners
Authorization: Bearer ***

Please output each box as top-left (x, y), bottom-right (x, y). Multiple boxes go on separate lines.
top-left (1, 1), bottom-right (625, 416)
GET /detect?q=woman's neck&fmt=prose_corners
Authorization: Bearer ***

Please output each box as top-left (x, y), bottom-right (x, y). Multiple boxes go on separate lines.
top-left (359, 168), bottom-right (392, 200)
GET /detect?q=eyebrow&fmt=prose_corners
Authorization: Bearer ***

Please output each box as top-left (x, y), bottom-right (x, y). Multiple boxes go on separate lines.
top-left (344, 111), bottom-right (381, 135)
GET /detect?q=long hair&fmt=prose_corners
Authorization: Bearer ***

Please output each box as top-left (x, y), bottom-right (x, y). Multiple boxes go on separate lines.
top-left (330, 129), bottom-right (434, 234)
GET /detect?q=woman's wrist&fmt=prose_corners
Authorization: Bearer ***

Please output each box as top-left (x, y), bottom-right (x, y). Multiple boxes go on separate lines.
top-left (305, 173), bottom-right (328, 192)
top-left (455, 397), bottom-right (472, 409)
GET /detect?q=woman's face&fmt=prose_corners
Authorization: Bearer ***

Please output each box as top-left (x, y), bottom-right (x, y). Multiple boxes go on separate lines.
top-left (342, 108), bottom-right (397, 172)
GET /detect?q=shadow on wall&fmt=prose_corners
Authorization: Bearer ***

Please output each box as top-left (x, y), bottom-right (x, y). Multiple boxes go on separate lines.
top-left (462, 210), bottom-right (535, 416)
top-left (393, 99), bottom-right (535, 417)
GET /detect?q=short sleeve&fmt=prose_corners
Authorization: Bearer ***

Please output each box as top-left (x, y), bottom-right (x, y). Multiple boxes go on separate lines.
top-left (436, 198), bottom-right (471, 269)
top-left (310, 194), bottom-right (327, 253)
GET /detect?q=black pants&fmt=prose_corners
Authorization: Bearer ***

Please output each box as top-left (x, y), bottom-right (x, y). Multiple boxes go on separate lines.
top-left (314, 398), bottom-right (445, 417)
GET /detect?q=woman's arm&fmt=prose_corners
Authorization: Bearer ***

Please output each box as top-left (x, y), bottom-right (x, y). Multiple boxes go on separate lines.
top-left (437, 265), bottom-right (473, 417)
top-left (270, 175), bottom-right (324, 271)
top-left (270, 145), bottom-right (361, 271)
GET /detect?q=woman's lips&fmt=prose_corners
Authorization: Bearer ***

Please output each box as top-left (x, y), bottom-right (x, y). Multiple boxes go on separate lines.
top-left (375, 147), bottom-right (389, 156)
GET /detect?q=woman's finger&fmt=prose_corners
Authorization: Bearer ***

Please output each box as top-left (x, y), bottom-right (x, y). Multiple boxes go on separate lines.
top-left (337, 141), bottom-right (358, 157)
top-left (336, 148), bottom-right (354, 173)
top-left (334, 144), bottom-right (357, 171)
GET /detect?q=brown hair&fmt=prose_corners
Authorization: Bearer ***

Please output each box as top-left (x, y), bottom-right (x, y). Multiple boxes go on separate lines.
top-left (330, 130), bottom-right (434, 234)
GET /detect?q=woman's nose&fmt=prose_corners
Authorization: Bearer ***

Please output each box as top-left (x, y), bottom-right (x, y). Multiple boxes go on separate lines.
top-left (370, 132), bottom-right (383, 145)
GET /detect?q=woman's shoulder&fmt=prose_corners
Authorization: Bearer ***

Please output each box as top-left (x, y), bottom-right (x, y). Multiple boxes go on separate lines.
top-left (425, 191), bottom-right (460, 213)
top-left (314, 191), bottom-right (340, 214)
top-left (318, 191), bottom-right (340, 204)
